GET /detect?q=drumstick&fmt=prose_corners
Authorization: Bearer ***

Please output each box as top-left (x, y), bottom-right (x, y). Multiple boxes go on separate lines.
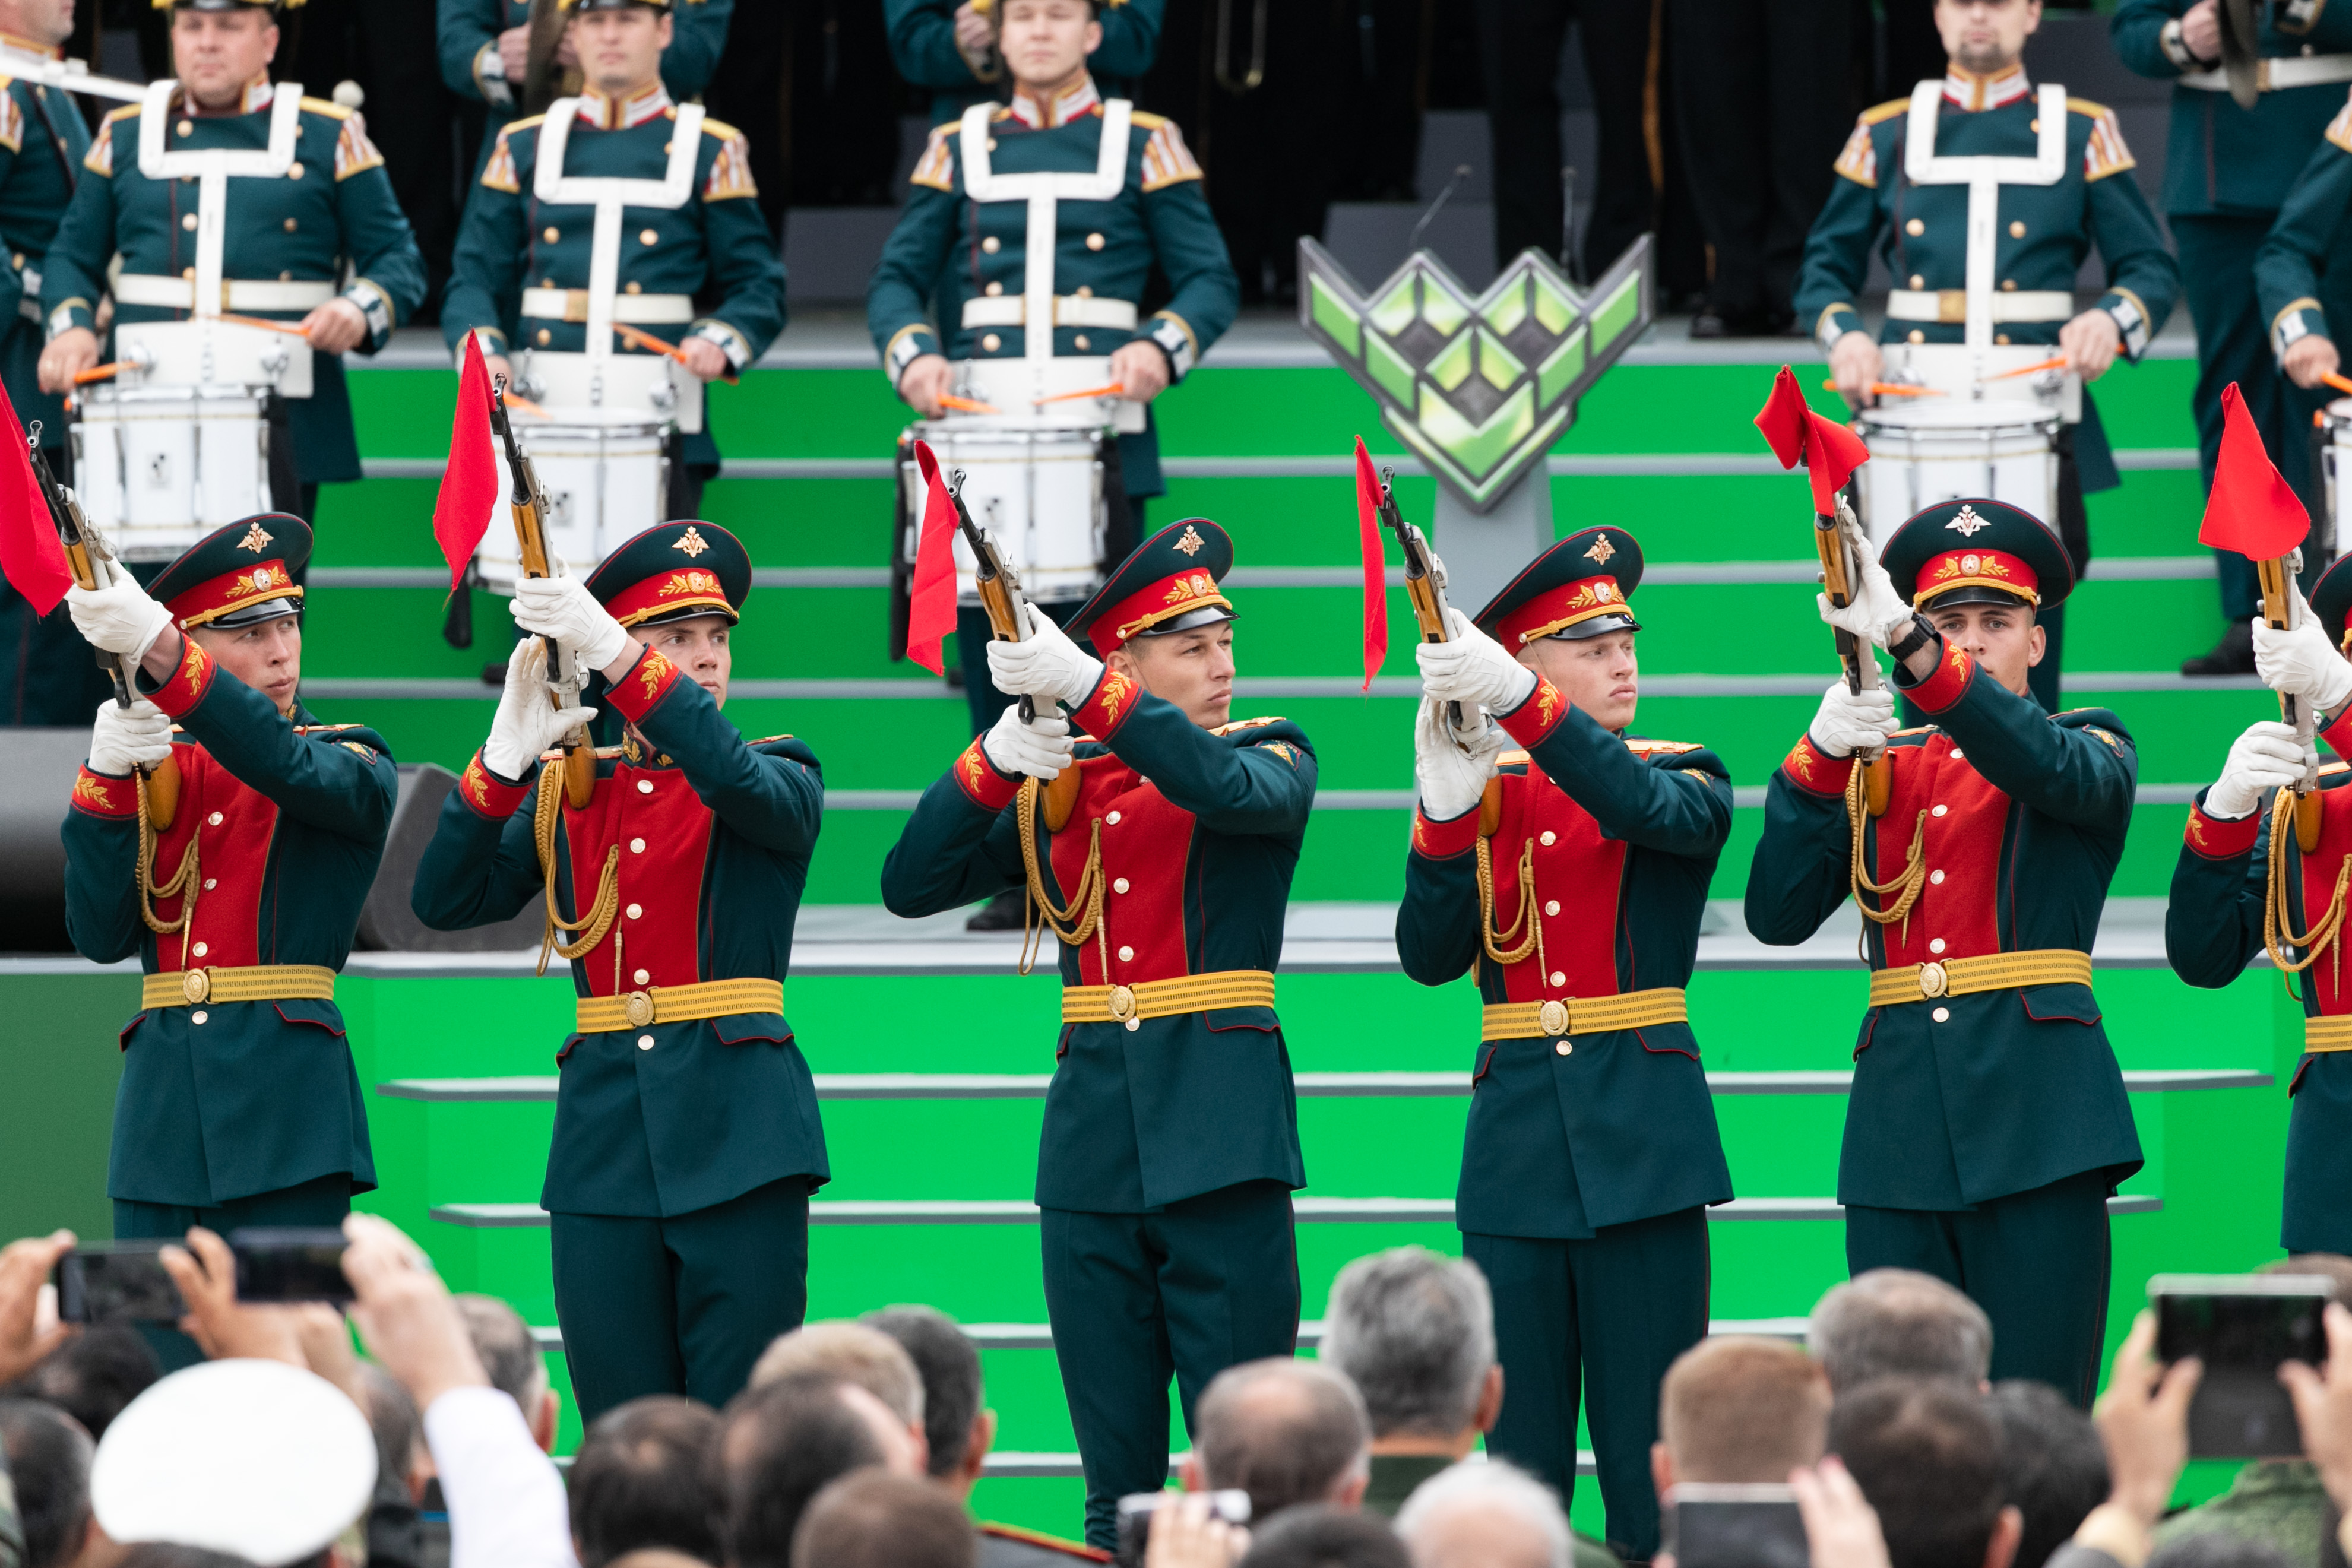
top-left (613, 321), bottom-right (740, 386)
top-left (1819, 379), bottom-right (1941, 398)
top-left (938, 394), bottom-right (1000, 414)
top-left (503, 391), bottom-right (549, 419)
top-left (217, 312), bottom-right (317, 338)
top-left (2323, 371), bottom-right (2352, 399)
top-left (1033, 382), bottom-right (1125, 406)
top-left (71, 361), bottom-right (130, 385)
top-left (1978, 356), bottom-right (2068, 381)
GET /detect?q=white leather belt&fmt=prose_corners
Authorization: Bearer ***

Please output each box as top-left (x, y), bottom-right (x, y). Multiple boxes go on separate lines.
top-left (1887, 288), bottom-right (2074, 325)
top-left (114, 274), bottom-right (335, 312)
top-left (961, 294), bottom-right (1139, 332)
top-left (519, 287), bottom-right (695, 325)
top-left (2180, 55), bottom-right (2352, 91)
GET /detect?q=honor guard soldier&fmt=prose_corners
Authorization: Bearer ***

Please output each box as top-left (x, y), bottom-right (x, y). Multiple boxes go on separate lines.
top-left (442, 0), bottom-right (784, 527)
top-left (33, 0), bottom-right (428, 524)
top-left (58, 517), bottom-right (396, 1286)
top-left (1398, 531), bottom-right (1733, 1560)
top-left (439, 0), bottom-right (732, 160)
top-left (2166, 556), bottom-right (2352, 1255)
top-left (410, 522), bottom-right (827, 1424)
top-left (879, 520), bottom-right (1312, 1551)
top-left (1746, 500), bottom-right (2142, 1405)
top-left (1799, 0), bottom-right (2180, 714)
top-left (884, 0), bottom-right (1163, 122)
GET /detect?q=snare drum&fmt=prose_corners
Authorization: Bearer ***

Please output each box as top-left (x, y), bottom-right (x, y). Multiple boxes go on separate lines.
top-left (114, 320), bottom-right (313, 400)
top-left (2322, 398), bottom-right (2352, 556)
top-left (71, 385), bottom-right (274, 559)
top-left (514, 349), bottom-right (702, 435)
top-left (900, 424), bottom-right (1109, 604)
top-left (1856, 398), bottom-right (2061, 546)
top-left (476, 418), bottom-right (670, 591)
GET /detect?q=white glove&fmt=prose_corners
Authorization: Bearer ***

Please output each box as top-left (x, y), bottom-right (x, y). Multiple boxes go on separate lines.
top-left (2253, 591), bottom-right (2352, 715)
top-left (2206, 719), bottom-right (2313, 821)
top-left (985, 603), bottom-right (1105, 708)
top-left (1818, 523), bottom-right (1917, 649)
top-left (1414, 695), bottom-right (1505, 821)
top-left (87, 698), bottom-right (173, 777)
top-left (510, 575), bottom-right (635, 674)
top-left (1807, 680), bottom-right (1899, 760)
top-left (1416, 608), bottom-right (1539, 715)
top-left (980, 704), bottom-right (1075, 781)
top-left (483, 636), bottom-right (598, 780)
top-left (66, 575), bottom-right (175, 664)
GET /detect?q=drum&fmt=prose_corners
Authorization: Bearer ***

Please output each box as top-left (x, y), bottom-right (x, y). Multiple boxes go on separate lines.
top-left (900, 424), bottom-right (1107, 604)
top-left (113, 320), bottom-right (313, 400)
top-left (474, 418), bottom-right (670, 591)
top-left (71, 385), bottom-right (273, 559)
top-left (2322, 398), bottom-right (2352, 559)
top-left (949, 356), bottom-right (1147, 436)
top-left (1856, 398), bottom-right (2061, 546)
top-left (514, 349), bottom-right (702, 435)
top-left (1878, 342), bottom-right (2080, 423)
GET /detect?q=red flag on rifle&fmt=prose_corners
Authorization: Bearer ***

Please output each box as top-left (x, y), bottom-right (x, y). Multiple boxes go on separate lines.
top-left (1755, 363), bottom-right (1870, 515)
top-left (905, 439), bottom-right (959, 676)
top-left (1352, 438), bottom-right (1390, 693)
top-left (2198, 381), bottom-right (2308, 561)
top-left (432, 335), bottom-right (499, 591)
top-left (0, 378), bottom-right (68, 614)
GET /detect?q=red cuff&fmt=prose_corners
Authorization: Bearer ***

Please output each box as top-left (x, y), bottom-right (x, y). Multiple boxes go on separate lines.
top-left (2183, 796), bottom-right (2264, 860)
top-left (456, 749), bottom-right (533, 821)
top-left (1498, 676), bottom-right (1568, 749)
top-left (1070, 667), bottom-right (1141, 742)
top-left (1411, 805), bottom-right (1481, 860)
top-left (2324, 708), bottom-right (2352, 763)
top-left (144, 636), bottom-right (215, 718)
top-left (69, 766), bottom-right (140, 819)
top-left (951, 736), bottom-right (1024, 812)
top-left (604, 645), bottom-right (682, 724)
top-left (1906, 641), bottom-right (1974, 715)
top-left (1781, 734), bottom-right (1857, 797)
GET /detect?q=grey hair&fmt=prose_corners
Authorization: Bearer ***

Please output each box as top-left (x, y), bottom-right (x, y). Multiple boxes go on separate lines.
top-left (1320, 1249), bottom-right (1495, 1439)
top-left (455, 1294), bottom-right (549, 1417)
top-left (1807, 1269), bottom-right (1992, 1392)
top-left (1394, 1459), bottom-right (1571, 1568)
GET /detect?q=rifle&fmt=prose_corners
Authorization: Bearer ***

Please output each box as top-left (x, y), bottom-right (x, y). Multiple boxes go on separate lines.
top-left (1816, 492), bottom-right (1891, 816)
top-left (488, 379), bottom-right (597, 810)
top-left (1373, 465), bottom-right (1510, 830)
top-left (944, 467), bottom-right (1080, 830)
top-left (2257, 550), bottom-right (2327, 851)
top-left (31, 430), bottom-right (179, 828)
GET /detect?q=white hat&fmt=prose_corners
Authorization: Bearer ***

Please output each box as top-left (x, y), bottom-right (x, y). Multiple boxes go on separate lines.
top-left (91, 1358), bottom-right (379, 1566)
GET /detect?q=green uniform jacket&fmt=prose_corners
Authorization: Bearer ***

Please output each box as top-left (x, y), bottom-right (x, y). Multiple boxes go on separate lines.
top-left (1794, 80), bottom-right (2181, 493)
top-left (40, 85), bottom-right (426, 487)
top-left (2253, 110), bottom-right (2352, 354)
top-left (409, 643), bottom-right (828, 1219)
top-left (2112, 0), bottom-right (2352, 216)
top-left (1394, 683), bottom-right (1735, 1240)
top-left (436, 0), bottom-right (735, 143)
top-left (1744, 644), bottom-right (2144, 1209)
top-left (865, 83), bottom-right (1239, 499)
top-left (61, 639), bottom-right (395, 1206)
top-left (883, 0), bottom-right (1164, 121)
top-left (0, 63), bottom-right (90, 448)
top-left (878, 676), bottom-right (1313, 1211)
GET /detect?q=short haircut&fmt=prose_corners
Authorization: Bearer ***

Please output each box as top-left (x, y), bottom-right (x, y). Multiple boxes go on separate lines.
top-left (718, 1373), bottom-right (889, 1568)
top-left (752, 1322), bottom-right (925, 1427)
top-left (2264, 1253), bottom-right (2352, 1305)
top-left (1658, 1336), bottom-right (1832, 1483)
top-left (0, 1398), bottom-right (94, 1568)
top-left (358, 1364), bottom-right (420, 1497)
top-left (455, 1294), bottom-right (548, 1417)
top-left (1988, 1380), bottom-right (2108, 1568)
top-left (1392, 1459), bottom-right (1571, 1568)
top-left (790, 1469), bottom-right (976, 1568)
top-left (569, 1396), bottom-right (724, 1568)
top-left (1320, 1249), bottom-right (1495, 1440)
top-left (1195, 1360), bottom-right (1373, 1526)
top-left (1241, 1505), bottom-right (1414, 1568)
top-left (1829, 1377), bottom-right (2006, 1568)
top-left (2146, 1537), bottom-right (2297, 1568)
top-left (1809, 1271), bottom-right (1992, 1392)
top-left (111, 1549), bottom-right (262, 1568)
top-left (863, 1306), bottom-right (983, 1478)
top-left (5, 1325), bottom-right (161, 1440)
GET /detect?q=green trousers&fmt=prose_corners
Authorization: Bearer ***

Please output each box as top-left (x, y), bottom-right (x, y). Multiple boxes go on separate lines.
top-left (550, 1176), bottom-right (811, 1424)
top-left (1466, 1206), bottom-right (1711, 1562)
top-left (1041, 1180), bottom-right (1301, 1551)
top-left (115, 1171), bottom-right (352, 1372)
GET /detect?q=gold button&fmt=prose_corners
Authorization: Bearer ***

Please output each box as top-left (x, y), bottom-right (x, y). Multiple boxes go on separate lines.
top-left (663, 141), bottom-right (672, 153)
top-left (1107, 811), bottom-right (1122, 825)
top-left (1539, 999), bottom-right (1569, 1037)
top-left (1549, 970), bottom-right (1565, 986)
top-left (1908, 274), bottom-right (1923, 289)
top-left (1118, 945), bottom-right (1134, 961)
top-left (1930, 870), bottom-right (1945, 885)
top-left (982, 236), bottom-right (1001, 253)
top-left (1076, 285), bottom-right (1093, 297)
top-left (2009, 220), bottom-right (2026, 238)
top-left (981, 333), bottom-right (1001, 351)
top-left (191, 1009), bottom-right (208, 1024)
top-left (635, 968), bottom-right (650, 985)
top-left (1555, 1041), bottom-right (1572, 1056)
top-left (2029, 118), bottom-right (2041, 132)
top-left (1113, 878), bottom-right (1130, 893)
top-left (1905, 218), bottom-right (1924, 236)
top-left (624, 991), bottom-right (655, 1027)
top-left (287, 163), bottom-right (302, 179)
top-left (985, 281), bottom-right (1003, 296)
top-left (1920, 962), bottom-right (1949, 998)
top-left (183, 267), bottom-right (197, 280)
top-left (637, 780), bottom-right (654, 794)
top-left (175, 118), bottom-right (192, 137)
top-left (184, 970), bottom-right (209, 1003)
top-left (2001, 279), bottom-right (2017, 291)
top-left (1544, 901), bottom-right (1560, 916)
top-left (1908, 330), bottom-right (1926, 344)
top-left (1086, 233), bottom-right (1105, 251)
top-left (625, 281), bottom-right (642, 294)
top-left (543, 226), bottom-right (560, 243)
top-left (1932, 1006), bottom-right (1950, 1023)
top-left (540, 278), bottom-right (554, 289)
top-left (640, 228), bottom-right (658, 245)
top-left (208, 811), bottom-right (223, 826)
top-left (1074, 334), bottom-right (1089, 350)
top-left (278, 271), bottom-right (291, 281)
top-left (638, 1035), bottom-right (655, 1050)
top-left (1539, 831), bottom-right (1556, 846)
top-left (986, 137), bottom-right (998, 150)
top-left (1125, 1018), bottom-right (1140, 1032)
top-left (193, 942), bottom-right (208, 958)
top-left (630, 837), bottom-right (646, 853)
top-left (626, 902), bottom-right (643, 919)
top-left (1995, 333), bottom-right (2012, 344)
top-left (1932, 804), bottom-right (1948, 818)
top-left (537, 328), bottom-right (552, 345)
top-left (181, 213), bottom-right (197, 232)
top-left (1929, 938), bottom-right (1947, 954)
top-left (283, 218), bottom-right (296, 232)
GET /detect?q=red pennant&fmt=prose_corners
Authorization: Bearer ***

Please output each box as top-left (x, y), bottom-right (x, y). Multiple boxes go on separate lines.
top-left (1755, 365), bottom-right (1870, 515)
top-left (2199, 381), bottom-right (2309, 561)
top-left (433, 335), bottom-right (500, 591)
top-left (905, 439), bottom-right (959, 677)
top-left (1353, 438), bottom-right (1390, 693)
top-left (0, 378), bottom-right (69, 616)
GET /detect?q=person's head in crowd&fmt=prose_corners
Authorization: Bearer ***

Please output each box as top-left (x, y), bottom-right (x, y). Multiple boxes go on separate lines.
top-left (1320, 1249), bottom-right (1502, 1460)
top-left (355, 1364), bottom-right (425, 1507)
top-left (717, 1371), bottom-right (924, 1568)
top-left (1652, 1336), bottom-right (1832, 1496)
top-left (453, 1294), bottom-right (559, 1454)
top-left (1, 1398), bottom-right (99, 1568)
top-left (1987, 1380), bottom-right (2108, 1568)
top-left (1830, 1377), bottom-right (2020, 1568)
top-left (1934, 0), bottom-right (2040, 78)
top-left (569, 1396), bottom-right (724, 1568)
top-left (2144, 1537), bottom-right (2296, 1568)
top-left (993, 0), bottom-right (1101, 98)
top-left (1810, 1271), bottom-right (1993, 1394)
top-left (112, 1550), bottom-right (259, 1568)
top-left (2264, 1253), bottom-right (2352, 1306)
top-left (1188, 1359), bottom-right (1373, 1523)
top-left (861, 1306), bottom-right (995, 1496)
top-left (752, 1322), bottom-right (927, 1467)
top-left (791, 1470), bottom-right (977, 1568)
top-left (9, 1328), bottom-right (162, 1443)
top-left (1393, 1459), bottom-right (1569, 1568)
top-left (1240, 1506), bottom-right (1414, 1568)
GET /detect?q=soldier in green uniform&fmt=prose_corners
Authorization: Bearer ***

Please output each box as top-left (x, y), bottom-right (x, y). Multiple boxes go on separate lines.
top-left (1745, 499), bottom-right (2142, 1406)
top-left (410, 521), bottom-right (828, 1424)
top-left (58, 515), bottom-right (395, 1265)
top-left (2115, 0), bottom-right (2352, 676)
top-left (438, 0), bottom-right (732, 159)
top-left (879, 519), bottom-right (1312, 1551)
top-left (1395, 530), bottom-right (1733, 1560)
top-left (34, 0), bottom-right (428, 525)
top-left (2253, 95), bottom-right (2352, 453)
top-left (883, 0), bottom-right (1162, 122)
top-left (442, 0), bottom-right (785, 521)
top-left (1797, 0), bottom-right (2181, 713)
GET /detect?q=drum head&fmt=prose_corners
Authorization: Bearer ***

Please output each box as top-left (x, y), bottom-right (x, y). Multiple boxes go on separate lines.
top-left (2327, 397), bottom-right (2352, 426)
top-left (1859, 397), bottom-right (2059, 434)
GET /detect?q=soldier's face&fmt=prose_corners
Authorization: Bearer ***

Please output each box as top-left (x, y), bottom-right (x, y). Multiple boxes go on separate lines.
top-left (11, 0), bottom-right (73, 49)
top-left (1927, 600), bottom-right (2043, 697)
top-left (191, 614), bottom-right (300, 715)
top-left (1520, 629), bottom-right (1638, 734)
top-left (1110, 623), bottom-right (1234, 730)
top-left (1934, 0), bottom-right (2040, 73)
top-left (169, 9), bottom-right (277, 106)
top-left (568, 7), bottom-right (672, 94)
top-left (998, 0), bottom-right (1102, 92)
top-left (637, 613), bottom-right (731, 706)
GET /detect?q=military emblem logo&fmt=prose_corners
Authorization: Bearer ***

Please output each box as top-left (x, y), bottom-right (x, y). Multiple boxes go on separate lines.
top-left (236, 521), bottom-right (274, 553)
top-left (1584, 534), bottom-right (1616, 565)
top-left (1173, 525), bottom-right (1206, 557)
top-left (672, 526), bottom-right (711, 559)
top-left (1945, 505), bottom-right (1991, 538)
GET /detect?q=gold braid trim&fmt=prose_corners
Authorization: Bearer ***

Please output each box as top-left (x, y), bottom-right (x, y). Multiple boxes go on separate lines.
top-left (1848, 761), bottom-right (1928, 943)
top-left (2266, 783), bottom-right (2352, 997)
top-left (134, 768), bottom-right (200, 967)
top-left (532, 774), bottom-right (620, 978)
top-left (1015, 777), bottom-right (1109, 978)
top-left (1474, 834), bottom-right (1545, 970)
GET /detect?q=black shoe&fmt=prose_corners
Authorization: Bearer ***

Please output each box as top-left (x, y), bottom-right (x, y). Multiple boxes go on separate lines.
top-left (2180, 622), bottom-right (2255, 677)
top-left (1689, 310), bottom-right (1732, 340)
top-left (965, 888), bottom-right (1026, 932)
top-left (481, 663), bottom-right (506, 686)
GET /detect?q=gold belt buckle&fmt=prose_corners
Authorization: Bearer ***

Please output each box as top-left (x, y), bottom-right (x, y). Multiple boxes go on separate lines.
top-left (1936, 289), bottom-right (1967, 325)
top-left (182, 968), bottom-right (210, 1005)
top-left (1107, 984), bottom-right (1136, 1022)
top-left (623, 990), bottom-right (655, 1028)
top-left (564, 291), bottom-right (590, 324)
top-left (1917, 961), bottom-right (1949, 999)
top-left (1538, 999), bottom-right (1569, 1038)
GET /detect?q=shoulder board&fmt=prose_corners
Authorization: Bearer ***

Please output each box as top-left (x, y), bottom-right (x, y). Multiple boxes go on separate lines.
top-left (299, 96), bottom-right (353, 119)
top-left (1860, 97), bottom-right (1910, 126)
top-left (1498, 749), bottom-right (1531, 767)
top-left (293, 722), bottom-right (362, 733)
top-left (700, 113), bottom-right (742, 140)
top-left (2066, 95), bottom-right (2112, 118)
top-left (102, 102), bottom-right (139, 125)
top-left (503, 112), bottom-right (547, 135)
top-left (2322, 760), bottom-right (2352, 778)
top-left (979, 1523), bottom-right (1111, 1563)
top-left (1626, 738), bottom-right (1704, 755)
top-left (594, 744), bottom-right (626, 759)
top-left (1212, 715), bottom-right (1283, 734)
top-left (989, 105), bottom-right (1017, 122)
top-left (927, 118), bottom-right (962, 139)
top-left (1888, 724), bottom-right (1935, 737)
top-left (1129, 109), bottom-right (1169, 130)
top-left (749, 733), bottom-right (796, 745)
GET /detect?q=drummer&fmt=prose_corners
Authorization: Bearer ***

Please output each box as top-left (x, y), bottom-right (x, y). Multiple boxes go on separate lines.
top-left (1794, 0), bottom-right (2180, 712)
top-left (438, 0), bottom-right (736, 169)
top-left (33, 0), bottom-right (428, 525)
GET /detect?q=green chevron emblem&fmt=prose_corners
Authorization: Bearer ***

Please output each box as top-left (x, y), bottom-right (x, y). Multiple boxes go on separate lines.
top-left (1296, 238), bottom-right (1653, 512)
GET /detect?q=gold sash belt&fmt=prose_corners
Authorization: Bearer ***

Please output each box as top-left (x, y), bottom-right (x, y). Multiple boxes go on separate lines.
top-left (576, 977), bottom-right (785, 1034)
top-left (1062, 970), bottom-right (1277, 1027)
top-left (143, 964), bottom-right (337, 1009)
top-left (1867, 949), bottom-right (2091, 1008)
top-left (1481, 987), bottom-right (1688, 1041)
top-left (2306, 1016), bottom-right (2352, 1053)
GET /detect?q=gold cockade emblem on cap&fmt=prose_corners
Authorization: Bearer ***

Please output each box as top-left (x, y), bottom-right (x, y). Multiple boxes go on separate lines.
top-left (1945, 505), bottom-right (1990, 538)
top-left (1173, 525), bottom-right (1206, 557)
top-left (672, 525), bottom-right (711, 558)
top-left (1584, 534), bottom-right (1615, 565)
top-left (236, 521), bottom-right (274, 553)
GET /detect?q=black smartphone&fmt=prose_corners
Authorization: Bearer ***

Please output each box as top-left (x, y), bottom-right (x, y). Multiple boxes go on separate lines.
top-left (2152, 1273), bottom-right (2335, 1457)
top-left (1667, 1483), bottom-right (1811, 1568)
top-left (55, 1241), bottom-right (184, 1324)
top-left (230, 1228), bottom-right (353, 1304)
top-left (1113, 1490), bottom-right (1250, 1568)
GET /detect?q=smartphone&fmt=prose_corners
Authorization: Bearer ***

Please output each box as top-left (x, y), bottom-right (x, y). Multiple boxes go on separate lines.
top-left (55, 1241), bottom-right (184, 1324)
top-left (2151, 1273), bottom-right (2335, 1457)
top-left (1114, 1490), bottom-right (1250, 1568)
top-left (1666, 1483), bottom-right (1810, 1568)
top-left (230, 1228), bottom-right (354, 1304)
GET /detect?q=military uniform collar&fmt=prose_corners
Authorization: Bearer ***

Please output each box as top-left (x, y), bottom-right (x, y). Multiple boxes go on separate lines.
top-left (174, 75), bottom-right (274, 118)
top-left (0, 31), bottom-right (61, 59)
top-left (1941, 63), bottom-right (2030, 112)
top-left (1005, 74), bottom-right (1101, 129)
top-left (575, 80), bottom-right (672, 130)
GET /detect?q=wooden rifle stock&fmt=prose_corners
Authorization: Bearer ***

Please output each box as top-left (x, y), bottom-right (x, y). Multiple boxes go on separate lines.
top-left (2256, 554), bottom-right (2326, 853)
top-left (1372, 469), bottom-right (1508, 832)
top-left (1814, 505), bottom-right (1890, 818)
top-left (945, 470), bottom-right (1080, 830)
top-left (489, 383), bottom-right (596, 810)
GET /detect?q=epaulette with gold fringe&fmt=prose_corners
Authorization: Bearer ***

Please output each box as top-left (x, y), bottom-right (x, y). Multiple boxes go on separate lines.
top-left (299, 96), bottom-right (353, 119)
top-left (101, 101), bottom-right (140, 125)
top-left (1859, 97), bottom-right (1910, 126)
